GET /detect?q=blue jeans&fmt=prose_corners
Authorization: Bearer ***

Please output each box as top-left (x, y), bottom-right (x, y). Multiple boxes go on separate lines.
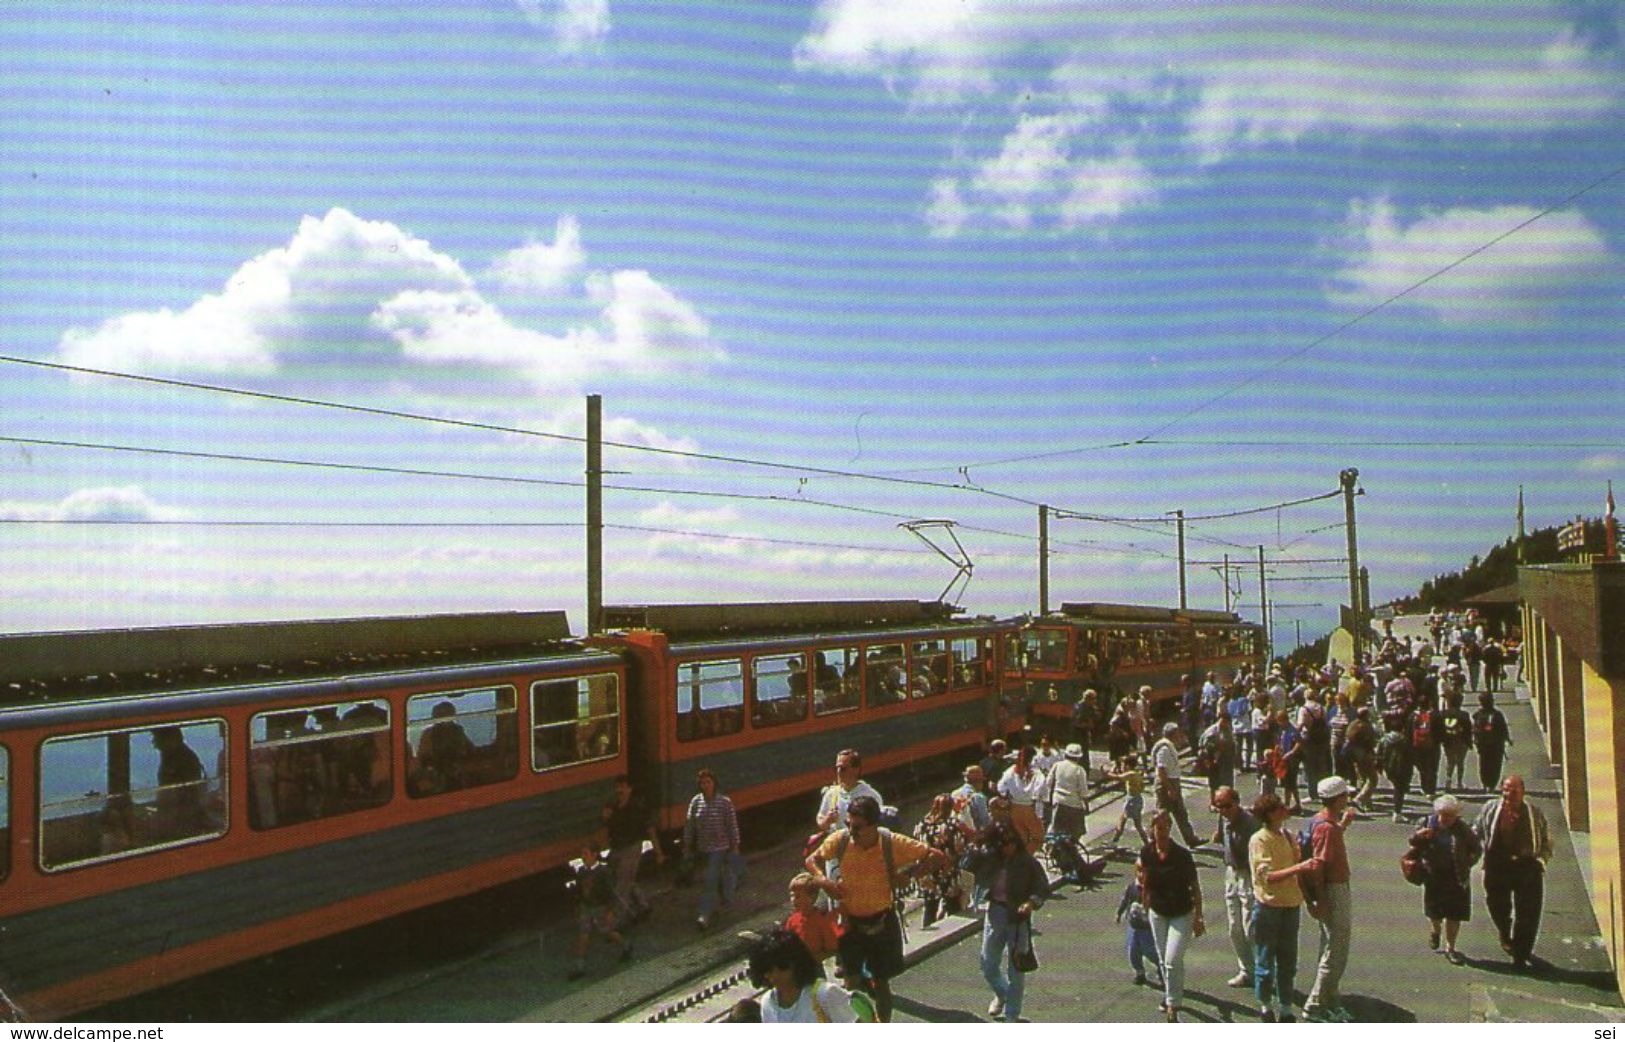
top-left (1251, 903), bottom-right (1301, 1012)
top-left (1127, 924), bottom-right (1161, 977)
top-left (697, 849), bottom-right (737, 918)
top-left (1149, 910), bottom-right (1194, 1009)
top-left (981, 902), bottom-right (1029, 1019)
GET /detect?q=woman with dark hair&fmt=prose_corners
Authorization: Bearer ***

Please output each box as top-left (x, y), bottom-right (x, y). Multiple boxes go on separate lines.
top-left (683, 768), bottom-right (739, 931)
top-left (912, 793), bottom-right (973, 927)
top-left (997, 745), bottom-right (1047, 853)
top-left (747, 928), bottom-right (858, 1023)
top-left (1137, 807), bottom-right (1205, 1021)
top-left (962, 822), bottom-right (1048, 1022)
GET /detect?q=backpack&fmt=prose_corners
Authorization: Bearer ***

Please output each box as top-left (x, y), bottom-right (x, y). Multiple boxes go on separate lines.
top-left (1296, 820), bottom-right (1324, 905)
top-left (1304, 705), bottom-right (1329, 744)
top-left (1411, 710), bottom-right (1435, 750)
top-left (830, 827), bottom-right (908, 891)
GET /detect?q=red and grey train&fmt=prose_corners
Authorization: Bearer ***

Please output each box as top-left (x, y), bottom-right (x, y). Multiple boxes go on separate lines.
top-left (0, 598), bottom-right (1259, 1016)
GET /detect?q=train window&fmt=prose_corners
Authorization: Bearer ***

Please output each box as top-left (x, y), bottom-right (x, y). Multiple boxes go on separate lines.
top-left (910, 640), bottom-right (948, 698)
top-left (531, 673), bottom-right (621, 770)
top-left (676, 659), bottom-right (744, 742)
top-left (1023, 628), bottom-right (1068, 670)
top-left (39, 720), bottom-right (227, 871)
top-left (951, 637), bottom-right (989, 688)
top-left (405, 687), bottom-right (518, 798)
top-left (1003, 632), bottom-right (1026, 672)
top-left (0, 745), bottom-right (8, 881)
top-left (751, 655), bottom-right (808, 728)
top-left (863, 644), bottom-right (907, 707)
top-left (813, 647), bottom-right (861, 717)
top-left (247, 699), bottom-right (391, 830)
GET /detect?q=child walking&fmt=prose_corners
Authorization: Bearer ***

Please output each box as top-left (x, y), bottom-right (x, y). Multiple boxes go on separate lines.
top-left (1106, 755), bottom-right (1149, 850)
top-left (1115, 877), bottom-right (1164, 987)
top-left (567, 844), bottom-right (633, 980)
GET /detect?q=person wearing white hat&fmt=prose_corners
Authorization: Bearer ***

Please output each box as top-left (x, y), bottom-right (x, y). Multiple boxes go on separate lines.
top-left (1299, 776), bottom-right (1357, 1022)
top-left (1045, 743), bottom-right (1092, 845)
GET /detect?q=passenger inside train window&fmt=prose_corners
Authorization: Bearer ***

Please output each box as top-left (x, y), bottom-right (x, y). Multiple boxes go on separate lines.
top-left (531, 673), bottom-right (621, 769)
top-left (751, 656), bottom-right (808, 728)
top-left (40, 721), bottom-right (228, 870)
top-left (248, 700), bottom-right (392, 830)
top-left (864, 644), bottom-right (907, 707)
top-left (911, 640), bottom-right (948, 698)
top-left (406, 688), bottom-right (518, 797)
top-left (150, 726), bottom-right (209, 842)
top-left (950, 637), bottom-right (985, 688)
top-left (812, 648), bottom-right (861, 717)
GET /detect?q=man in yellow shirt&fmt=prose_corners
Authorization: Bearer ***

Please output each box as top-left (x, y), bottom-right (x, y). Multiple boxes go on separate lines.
top-left (806, 795), bottom-right (946, 1022)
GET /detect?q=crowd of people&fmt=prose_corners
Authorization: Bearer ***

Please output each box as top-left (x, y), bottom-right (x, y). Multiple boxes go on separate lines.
top-left (558, 610), bottom-right (1557, 1022)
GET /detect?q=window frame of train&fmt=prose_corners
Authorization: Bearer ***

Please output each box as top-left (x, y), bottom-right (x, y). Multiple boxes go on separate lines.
top-left (37, 718), bottom-right (229, 873)
top-left (0, 743), bottom-right (8, 881)
top-left (1022, 627), bottom-right (1069, 672)
top-left (531, 672), bottom-right (622, 771)
top-left (950, 635), bottom-right (991, 689)
top-left (910, 639), bottom-right (949, 698)
top-left (751, 653), bottom-right (809, 729)
top-left (404, 686), bottom-right (520, 799)
top-left (675, 658), bottom-right (745, 742)
top-left (246, 698), bottom-right (393, 831)
top-left (812, 646), bottom-right (861, 718)
top-left (862, 642), bottom-right (908, 708)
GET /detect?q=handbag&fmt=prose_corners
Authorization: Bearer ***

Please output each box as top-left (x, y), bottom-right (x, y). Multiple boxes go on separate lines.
top-left (1012, 928), bottom-right (1039, 973)
top-left (1399, 848), bottom-right (1426, 886)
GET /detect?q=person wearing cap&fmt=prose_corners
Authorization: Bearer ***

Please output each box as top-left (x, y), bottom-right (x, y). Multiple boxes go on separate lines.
top-left (1279, 775), bottom-right (1357, 1022)
top-left (1045, 742), bottom-right (1091, 845)
top-left (1151, 722), bottom-right (1202, 848)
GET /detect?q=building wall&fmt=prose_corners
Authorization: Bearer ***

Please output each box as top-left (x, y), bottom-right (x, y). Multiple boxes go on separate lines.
top-left (1520, 561), bottom-right (1625, 999)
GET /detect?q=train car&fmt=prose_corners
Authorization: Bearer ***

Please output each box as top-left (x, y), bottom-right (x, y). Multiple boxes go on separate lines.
top-left (0, 612), bottom-right (627, 1019)
top-left (1002, 603), bottom-right (1264, 735)
top-left (598, 600), bottom-right (1011, 832)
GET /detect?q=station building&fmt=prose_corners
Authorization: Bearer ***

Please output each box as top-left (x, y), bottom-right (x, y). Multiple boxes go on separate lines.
top-left (1519, 558), bottom-right (1625, 996)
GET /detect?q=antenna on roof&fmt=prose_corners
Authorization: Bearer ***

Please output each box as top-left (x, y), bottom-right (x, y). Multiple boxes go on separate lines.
top-left (899, 519), bottom-right (973, 606)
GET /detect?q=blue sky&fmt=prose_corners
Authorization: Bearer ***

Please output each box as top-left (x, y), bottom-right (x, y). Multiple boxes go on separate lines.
top-left (2, 0), bottom-right (1621, 647)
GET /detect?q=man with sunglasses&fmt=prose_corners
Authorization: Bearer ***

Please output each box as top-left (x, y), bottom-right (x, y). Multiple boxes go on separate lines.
top-left (1211, 785), bottom-right (1260, 990)
top-left (807, 795), bottom-right (944, 1022)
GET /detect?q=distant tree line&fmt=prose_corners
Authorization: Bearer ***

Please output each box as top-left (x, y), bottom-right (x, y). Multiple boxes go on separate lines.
top-left (1390, 526), bottom-right (1563, 613)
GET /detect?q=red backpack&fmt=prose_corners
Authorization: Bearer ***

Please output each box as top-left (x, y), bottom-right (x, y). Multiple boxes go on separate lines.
top-left (1411, 709), bottom-right (1435, 750)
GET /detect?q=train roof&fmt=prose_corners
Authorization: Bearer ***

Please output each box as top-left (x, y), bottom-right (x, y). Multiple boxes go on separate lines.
top-left (601, 600), bottom-right (970, 641)
top-left (0, 611), bottom-right (577, 705)
top-left (1054, 603), bottom-right (1252, 626)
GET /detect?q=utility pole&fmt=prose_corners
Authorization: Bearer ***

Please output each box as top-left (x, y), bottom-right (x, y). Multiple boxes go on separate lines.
top-left (1341, 468), bottom-right (1362, 664)
top-left (586, 394), bottom-right (603, 636)
top-left (1257, 544), bottom-right (1269, 662)
top-left (1175, 509), bottom-right (1188, 610)
top-left (1222, 554), bottom-right (1232, 613)
top-left (1038, 504), bottom-right (1049, 616)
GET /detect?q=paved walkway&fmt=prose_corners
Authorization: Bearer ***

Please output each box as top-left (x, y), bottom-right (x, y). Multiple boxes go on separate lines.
top-left (878, 680), bottom-right (1622, 1024)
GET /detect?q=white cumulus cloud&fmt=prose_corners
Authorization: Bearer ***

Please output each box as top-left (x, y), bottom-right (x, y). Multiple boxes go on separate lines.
top-left (794, 0), bottom-right (1624, 227)
top-left (56, 207), bottom-right (722, 412)
top-left (0, 486), bottom-right (183, 522)
top-left (517, 0), bottom-right (610, 52)
top-left (1329, 199), bottom-right (1612, 325)
top-left (489, 216), bottom-right (586, 293)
